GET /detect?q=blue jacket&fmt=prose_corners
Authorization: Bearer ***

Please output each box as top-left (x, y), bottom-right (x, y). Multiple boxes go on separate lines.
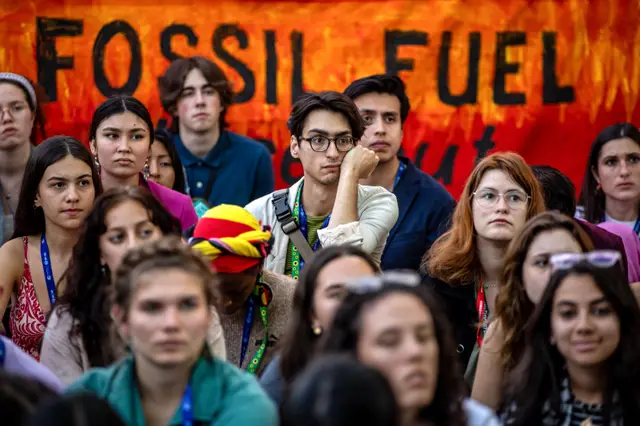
top-left (67, 355), bottom-right (278, 426)
top-left (173, 130), bottom-right (275, 208)
top-left (381, 157), bottom-right (455, 271)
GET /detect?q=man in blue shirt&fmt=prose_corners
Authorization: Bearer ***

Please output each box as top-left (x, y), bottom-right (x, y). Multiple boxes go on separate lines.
top-left (344, 75), bottom-right (455, 271)
top-left (158, 56), bottom-right (275, 214)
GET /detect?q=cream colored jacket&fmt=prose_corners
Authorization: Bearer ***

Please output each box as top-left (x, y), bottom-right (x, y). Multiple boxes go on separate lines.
top-left (245, 179), bottom-right (399, 274)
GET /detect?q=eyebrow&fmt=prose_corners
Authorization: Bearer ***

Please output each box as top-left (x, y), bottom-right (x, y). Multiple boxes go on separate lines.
top-left (106, 219), bottom-right (152, 231)
top-left (324, 283), bottom-right (345, 291)
top-left (477, 186), bottom-right (524, 192)
top-left (181, 83), bottom-right (214, 91)
top-left (556, 297), bottom-right (608, 307)
top-left (47, 173), bottom-right (92, 182)
top-left (360, 108), bottom-right (399, 116)
top-left (306, 129), bottom-right (352, 137)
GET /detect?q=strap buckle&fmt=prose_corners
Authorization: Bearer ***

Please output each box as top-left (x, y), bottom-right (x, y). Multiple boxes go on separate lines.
top-left (272, 190), bottom-right (298, 235)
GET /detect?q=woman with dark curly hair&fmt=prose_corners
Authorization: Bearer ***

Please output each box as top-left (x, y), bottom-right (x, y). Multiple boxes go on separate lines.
top-left (502, 252), bottom-right (640, 425)
top-left (40, 187), bottom-right (225, 385)
top-left (322, 272), bottom-right (500, 426)
top-left (471, 211), bottom-right (594, 410)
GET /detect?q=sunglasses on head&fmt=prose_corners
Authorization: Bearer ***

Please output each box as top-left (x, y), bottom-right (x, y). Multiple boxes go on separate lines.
top-left (549, 250), bottom-right (622, 271)
top-left (345, 271), bottom-right (421, 295)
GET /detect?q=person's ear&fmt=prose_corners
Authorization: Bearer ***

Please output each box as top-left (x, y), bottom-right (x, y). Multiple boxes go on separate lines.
top-left (290, 135), bottom-right (300, 159)
top-left (111, 305), bottom-right (130, 342)
top-left (591, 165), bottom-right (600, 185)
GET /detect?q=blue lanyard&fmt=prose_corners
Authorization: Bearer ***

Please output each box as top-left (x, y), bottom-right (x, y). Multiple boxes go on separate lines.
top-left (634, 218), bottom-right (640, 236)
top-left (239, 296), bottom-right (256, 367)
top-left (0, 338), bottom-right (5, 367)
top-left (181, 384), bottom-right (193, 426)
top-left (40, 234), bottom-right (57, 306)
top-left (393, 161), bottom-right (406, 190)
top-left (296, 186), bottom-right (331, 271)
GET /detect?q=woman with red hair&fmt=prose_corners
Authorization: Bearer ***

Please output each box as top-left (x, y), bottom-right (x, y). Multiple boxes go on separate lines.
top-left (423, 152), bottom-right (545, 387)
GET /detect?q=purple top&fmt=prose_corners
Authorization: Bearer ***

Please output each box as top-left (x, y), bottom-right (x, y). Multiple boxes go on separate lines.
top-left (598, 222), bottom-right (640, 283)
top-left (1, 336), bottom-right (63, 392)
top-left (141, 177), bottom-right (198, 231)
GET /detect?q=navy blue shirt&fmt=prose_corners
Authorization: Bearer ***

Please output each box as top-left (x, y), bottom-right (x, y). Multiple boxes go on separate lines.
top-left (381, 157), bottom-right (455, 271)
top-left (173, 130), bottom-right (275, 208)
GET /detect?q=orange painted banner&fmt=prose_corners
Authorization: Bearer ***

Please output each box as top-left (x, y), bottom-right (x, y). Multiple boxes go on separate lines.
top-left (0, 0), bottom-right (639, 198)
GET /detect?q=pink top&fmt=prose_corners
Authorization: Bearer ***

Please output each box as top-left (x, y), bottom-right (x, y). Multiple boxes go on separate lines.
top-left (141, 177), bottom-right (197, 231)
top-left (10, 237), bottom-right (47, 360)
top-left (597, 222), bottom-right (640, 283)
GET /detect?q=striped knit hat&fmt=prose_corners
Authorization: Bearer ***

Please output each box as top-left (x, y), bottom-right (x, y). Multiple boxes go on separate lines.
top-left (188, 204), bottom-right (272, 273)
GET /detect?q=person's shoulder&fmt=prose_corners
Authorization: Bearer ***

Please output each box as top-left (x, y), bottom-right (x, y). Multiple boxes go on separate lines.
top-left (245, 190), bottom-right (276, 213)
top-left (357, 184), bottom-right (398, 205)
top-left (66, 363), bottom-right (120, 396)
top-left (149, 180), bottom-right (191, 204)
top-left (463, 398), bottom-right (501, 426)
top-left (263, 271), bottom-right (295, 306)
top-left (46, 305), bottom-right (73, 330)
top-left (226, 132), bottom-right (270, 155)
top-left (205, 358), bottom-right (275, 401)
top-left (0, 237), bottom-right (25, 257)
top-left (407, 161), bottom-right (453, 198)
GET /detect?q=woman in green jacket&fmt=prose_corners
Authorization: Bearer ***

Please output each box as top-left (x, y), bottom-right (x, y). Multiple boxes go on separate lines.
top-left (67, 236), bottom-right (278, 426)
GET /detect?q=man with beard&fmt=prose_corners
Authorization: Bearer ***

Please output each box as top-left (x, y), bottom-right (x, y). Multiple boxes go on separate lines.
top-left (158, 57), bottom-right (274, 214)
top-left (246, 91), bottom-right (398, 279)
top-left (345, 75), bottom-right (455, 271)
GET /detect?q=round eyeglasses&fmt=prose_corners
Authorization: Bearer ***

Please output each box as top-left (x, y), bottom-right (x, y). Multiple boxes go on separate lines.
top-left (299, 135), bottom-right (355, 152)
top-left (472, 188), bottom-right (530, 210)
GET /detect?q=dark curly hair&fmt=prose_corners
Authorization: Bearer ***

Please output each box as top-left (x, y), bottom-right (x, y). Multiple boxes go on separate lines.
top-left (56, 187), bottom-right (181, 367)
top-left (503, 261), bottom-right (640, 425)
top-left (495, 211), bottom-right (594, 370)
top-left (321, 283), bottom-right (468, 426)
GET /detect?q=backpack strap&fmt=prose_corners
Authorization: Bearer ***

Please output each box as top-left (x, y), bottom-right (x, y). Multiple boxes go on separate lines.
top-left (271, 189), bottom-right (316, 262)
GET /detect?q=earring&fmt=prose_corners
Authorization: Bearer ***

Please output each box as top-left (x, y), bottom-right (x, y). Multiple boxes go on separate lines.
top-left (143, 158), bottom-right (150, 179)
top-left (313, 326), bottom-right (323, 336)
top-left (94, 156), bottom-right (101, 174)
top-left (101, 264), bottom-right (107, 276)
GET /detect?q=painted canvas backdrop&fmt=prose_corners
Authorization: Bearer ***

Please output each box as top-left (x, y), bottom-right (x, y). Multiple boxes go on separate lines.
top-left (0, 0), bottom-right (638, 198)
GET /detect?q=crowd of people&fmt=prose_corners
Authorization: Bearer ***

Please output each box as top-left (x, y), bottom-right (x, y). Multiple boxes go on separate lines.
top-left (0, 60), bottom-right (638, 426)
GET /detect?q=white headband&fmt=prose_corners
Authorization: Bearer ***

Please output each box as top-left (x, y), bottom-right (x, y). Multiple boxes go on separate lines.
top-left (0, 72), bottom-right (37, 108)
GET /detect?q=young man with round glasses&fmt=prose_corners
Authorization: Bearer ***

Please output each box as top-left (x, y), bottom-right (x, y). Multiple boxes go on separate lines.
top-left (246, 91), bottom-right (399, 279)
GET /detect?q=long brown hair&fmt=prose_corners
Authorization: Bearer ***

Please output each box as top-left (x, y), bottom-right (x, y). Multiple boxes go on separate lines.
top-left (425, 152), bottom-right (545, 285)
top-left (495, 211), bottom-right (594, 369)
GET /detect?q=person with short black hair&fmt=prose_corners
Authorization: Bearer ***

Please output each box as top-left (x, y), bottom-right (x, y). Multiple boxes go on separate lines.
top-left (344, 74), bottom-right (455, 271)
top-left (25, 393), bottom-right (126, 426)
top-left (281, 355), bottom-right (399, 426)
top-left (246, 91), bottom-right (398, 278)
top-left (158, 56), bottom-right (274, 213)
top-left (0, 371), bottom-right (57, 425)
